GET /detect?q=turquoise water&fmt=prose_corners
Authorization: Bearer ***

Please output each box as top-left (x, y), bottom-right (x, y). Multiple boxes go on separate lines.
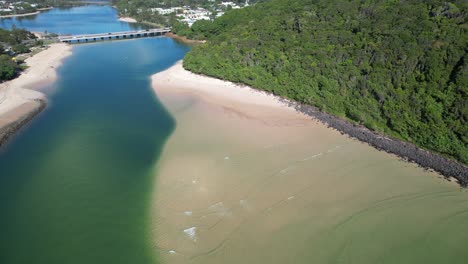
top-left (0, 5), bottom-right (189, 264)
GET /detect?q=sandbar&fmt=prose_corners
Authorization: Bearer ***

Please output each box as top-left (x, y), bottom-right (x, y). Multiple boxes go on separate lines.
top-left (149, 61), bottom-right (468, 263)
top-left (119, 16), bottom-right (137, 23)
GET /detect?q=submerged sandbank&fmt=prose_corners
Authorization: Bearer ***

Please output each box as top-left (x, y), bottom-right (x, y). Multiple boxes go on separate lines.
top-left (149, 61), bottom-right (468, 263)
top-left (0, 43), bottom-right (72, 146)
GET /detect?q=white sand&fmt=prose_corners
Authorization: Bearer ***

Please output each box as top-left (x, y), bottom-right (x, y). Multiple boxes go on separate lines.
top-left (0, 43), bottom-right (72, 125)
top-left (119, 17), bottom-right (137, 23)
top-left (151, 61), bottom-right (298, 113)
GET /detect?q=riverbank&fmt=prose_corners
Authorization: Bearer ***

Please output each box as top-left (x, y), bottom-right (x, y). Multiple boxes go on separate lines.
top-left (118, 16), bottom-right (137, 23)
top-left (165, 32), bottom-right (206, 45)
top-left (117, 15), bottom-right (158, 26)
top-left (152, 60), bottom-right (467, 186)
top-left (0, 43), bottom-right (72, 147)
top-left (0, 7), bottom-right (53, 18)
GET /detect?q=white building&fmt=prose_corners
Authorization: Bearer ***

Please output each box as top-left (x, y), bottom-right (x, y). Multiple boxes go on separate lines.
top-left (151, 7), bottom-right (183, 15)
top-left (220, 2), bottom-right (241, 8)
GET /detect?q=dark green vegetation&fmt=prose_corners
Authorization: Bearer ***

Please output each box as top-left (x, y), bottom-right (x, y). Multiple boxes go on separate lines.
top-left (0, 27), bottom-right (41, 81)
top-left (181, 0), bottom-right (468, 164)
top-left (172, 19), bottom-right (212, 40)
top-left (0, 54), bottom-right (17, 79)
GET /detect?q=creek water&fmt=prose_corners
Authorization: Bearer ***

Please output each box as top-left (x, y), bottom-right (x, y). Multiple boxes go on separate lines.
top-left (0, 5), bottom-right (189, 264)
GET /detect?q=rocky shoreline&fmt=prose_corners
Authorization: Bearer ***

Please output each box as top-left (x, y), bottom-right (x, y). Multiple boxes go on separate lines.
top-left (179, 59), bottom-right (468, 187)
top-left (287, 101), bottom-right (468, 187)
top-left (167, 60), bottom-right (468, 187)
top-left (0, 99), bottom-right (46, 147)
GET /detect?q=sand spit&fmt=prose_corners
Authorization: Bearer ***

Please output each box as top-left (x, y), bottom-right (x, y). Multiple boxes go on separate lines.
top-left (0, 43), bottom-right (72, 147)
top-left (151, 61), bottom-right (297, 112)
top-left (118, 16), bottom-right (137, 23)
top-left (154, 61), bottom-right (467, 186)
top-left (150, 61), bottom-right (468, 263)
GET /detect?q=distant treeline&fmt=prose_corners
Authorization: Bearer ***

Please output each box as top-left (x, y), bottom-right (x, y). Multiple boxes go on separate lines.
top-left (16, 0), bottom-right (103, 8)
top-left (179, 0), bottom-right (467, 164)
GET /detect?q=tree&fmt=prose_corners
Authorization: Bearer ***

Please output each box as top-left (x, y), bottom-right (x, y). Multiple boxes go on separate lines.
top-left (183, 0), bottom-right (468, 163)
top-left (12, 44), bottom-right (30, 54)
top-left (0, 54), bottom-right (18, 81)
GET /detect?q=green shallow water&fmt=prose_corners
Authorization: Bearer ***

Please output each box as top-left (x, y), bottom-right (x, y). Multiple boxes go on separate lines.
top-left (152, 93), bottom-right (468, 264)
top-left (0, 38), bottom-right (189, 263)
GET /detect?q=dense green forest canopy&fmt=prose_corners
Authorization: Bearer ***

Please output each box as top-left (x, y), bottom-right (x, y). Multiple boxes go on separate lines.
top-left (181, 0), bottom-right (468, 163)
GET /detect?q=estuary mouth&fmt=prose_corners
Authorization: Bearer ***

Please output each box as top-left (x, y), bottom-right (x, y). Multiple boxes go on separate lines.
top-left (150, 64), bottom-right (468, 264)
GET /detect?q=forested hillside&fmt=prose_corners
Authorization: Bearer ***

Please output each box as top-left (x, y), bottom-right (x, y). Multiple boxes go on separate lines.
top-left (182, 0), bottom-right (468, 164)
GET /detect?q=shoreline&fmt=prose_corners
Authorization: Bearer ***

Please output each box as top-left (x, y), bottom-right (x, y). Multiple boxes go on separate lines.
top-left (152, 60), bottom-right (468, 186)
top-left (0, 43), bottom-right (72, 147)
top-left (165, 32), bottom-right (206, 45)
top-left (150, 60), bottom-right (468, 263)
top-left (290, 101), bottom-right (468, 186)
top-left (118, 16), bottom-right (137, 23)
top-left (0, 7), bottom-right (53, 18)
top-left (0, 99), bottom-right (45, 147)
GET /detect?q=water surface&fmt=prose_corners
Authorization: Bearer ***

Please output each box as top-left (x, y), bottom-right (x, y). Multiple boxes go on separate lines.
top-left (0, 5), bottom-right (190, 264)
top-left (151, 78), bottom-right (468, 264)
top-left (1, 4), bottom-right (467, 264)
top-left (0, 5), bottom-right (142, 34)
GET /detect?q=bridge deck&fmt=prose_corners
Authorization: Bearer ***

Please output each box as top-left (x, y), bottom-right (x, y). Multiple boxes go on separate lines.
top-left (58, 28), bottom-right (171, 43)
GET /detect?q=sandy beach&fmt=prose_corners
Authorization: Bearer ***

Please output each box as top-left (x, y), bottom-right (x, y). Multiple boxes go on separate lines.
top-left (152, 61), bottom-right (297, 112)
top-left (156, 61), bottom-right (468, 185)
top-left (118, 16), bottom-right (137, 23)
top-left (0, 43), bottom-right (72, 146)
top-left (149, 61), bottom-right (466, 264)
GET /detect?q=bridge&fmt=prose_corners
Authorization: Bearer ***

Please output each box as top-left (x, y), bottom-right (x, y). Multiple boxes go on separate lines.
top-left (58, 28), bottom-right (171, 44)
